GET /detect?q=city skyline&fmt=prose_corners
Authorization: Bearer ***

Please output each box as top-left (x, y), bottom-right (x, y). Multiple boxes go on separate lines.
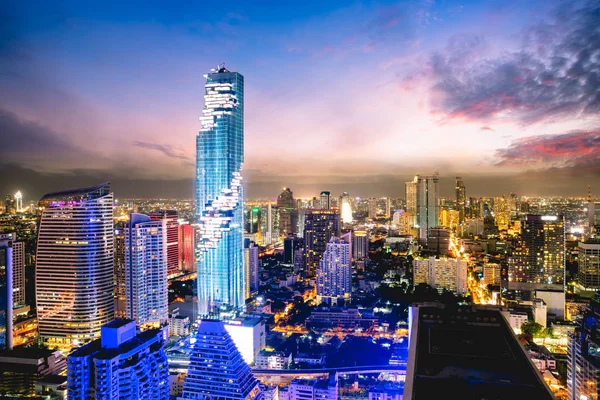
top-left (1, 0), bottom-right (599, 199)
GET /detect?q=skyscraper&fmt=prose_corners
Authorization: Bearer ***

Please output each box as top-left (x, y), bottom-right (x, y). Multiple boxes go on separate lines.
top-left (368, 198), bottom-right (377, 220)
top-left (196, 64), bottom-right (245, 315)
top-left (244, 239), bottom-right (259, 299)
top-left (577, 241), bottom-right (600, 290)
top-left (125, 213), bottom-right (168, 329)
top-left (36, 182), bottom-right (114, 350)
top-left (277, 188), bottom-right (297, 238)
top-left (406, 174), bottom-right (439, 243)
top-left (11, 240), bottom-right (24, 309)
top-left (67, 319), bottom-right (169, 400)
top-left (150, 210), bottom-right (179, 278)
top-left (0, 233), bottom-right (14, 350)
top-left (339, 192), bottom-right (353, 224)
top-left (320, 191), bottom-right (331, 210)
top-left (316, 233), bottom-right (352, 305)
top-left (114, 227), bottom-right (127, 318)
top-left (303, 210), bottom-right (340, 277)
top-left (181, 319), bottom-right (262, 399)
top-left (178, 224), bottom-right (196, 273)
top-left (352, 230), bottom-right (369, 260)
top-left (509, 215), bottom-right (565, 288)
top-left (455, 177), bottom-right (466, 223)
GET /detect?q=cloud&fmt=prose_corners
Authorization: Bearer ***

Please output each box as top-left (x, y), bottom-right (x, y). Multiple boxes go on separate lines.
top-left (417, 2), bottom-right (600, 124)
top-left (481, 126), bottom-right (495, 132)
top-left (133, 140), bottom-right (192, 163)
top-left (495, 129), bottom-right (600, 169)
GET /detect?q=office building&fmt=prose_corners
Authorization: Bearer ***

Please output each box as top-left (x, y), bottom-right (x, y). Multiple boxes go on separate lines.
top-left (36, 182), bottom-right (114, 350)
top-left (320, 191), bottom-right (331, 210)
top-left (178, 224), bottom-right (196, 273)
top-left (1, 233), bottom-right (14, 350)
top-left (340, 192), bottom-right (353, 224)
top-left (150, 210), bottom-right (179, 278)
top-left (67, 319), bottom-right (169, 400)
top-left (493, 196), bottom-right (510, 230)
top-left (125, 213), bottom-right (168, 329)
top-left (181, 319), bottom-right (262, 399)
top-left (413, 257), bottom-right (467, 294)
top-left (568, 295), bottom-right (600, 400)
top-left (384, 197), bottom-right (391, 219)
top-left (352, 230), bottom-right (369, 260)
top-left (483, 262), bottom-right (501, 285)
top-left (244, 239), bottom-right (259, 299)
top-left (303, 210), bottom-right (340, 277)
top-left (425, 227), bottom-right (450, 256)
top-left (405, 304), bottom-right (554, 399)
top-left (289, 374), bottom-right (338, 400)
top-left (284, 235), bottom-right (303, 265)
top-left (316, 233), bottom-right (352, 305)
top-left (406, 174), bottom-right (439, 243)
top-left (196, 64), bottom-right (245, 315)
top-left (577, 241), bottom-right (600, 290)
top-left (455, 177), bottom-right (466, 224)
top-left (588, 185), bottom-right (596, 231)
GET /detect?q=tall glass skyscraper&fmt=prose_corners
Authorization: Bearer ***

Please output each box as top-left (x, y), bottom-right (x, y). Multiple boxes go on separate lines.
top-left (196, 64), bottom-right (245, 315)
top-left (36, 182), bottom-right (114, 350)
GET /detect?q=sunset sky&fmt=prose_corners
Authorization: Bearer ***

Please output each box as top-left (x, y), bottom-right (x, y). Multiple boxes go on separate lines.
top-left (1, 0), bottom-right (599, 200)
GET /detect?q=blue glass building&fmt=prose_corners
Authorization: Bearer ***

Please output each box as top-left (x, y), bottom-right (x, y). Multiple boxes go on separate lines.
top-left (196, 64), bottom-right (245, 315)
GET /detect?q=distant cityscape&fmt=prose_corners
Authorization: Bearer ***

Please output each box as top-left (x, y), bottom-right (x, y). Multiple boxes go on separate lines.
top-left (0, 64), bottom-right (598, 400)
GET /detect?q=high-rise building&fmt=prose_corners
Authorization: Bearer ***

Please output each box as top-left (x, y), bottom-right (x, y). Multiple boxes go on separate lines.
top-left (36, 182), bottom-right (114, 350)
top-left (509, 215), bottom-right (565, 287)
top-left (0, 233), bottom-right (14, 350)
top-left (406, 304), bottom-right (554, 399)
top-left (10, 240), bottom-right (24, 309)
top-left (568, 295), bottom-right (600, 400)
top-left (384, 197), bottom-right (392, 219)
top-left (339, 192), bottom-right (353, 224)
top-left (284, 235), bottom-right (303, 265)
top-left (303, 210), bottom-right (340, 277)
top-left (426, 227), bottom-right (451, 256)
top-left (125, 213), bottom-right (168, 329)
top-left (178, 224), bottom-right (196, 273)
top-left (320, 191), bottom-right (331, 210)
top-left (196, 64), bottom-right (245, 315)
top-left (244, 239), bottom-right (259, 299)
top-left (114, 227), bottom-right (127, 318)
top-left (493, 196), bottom-right (510, 230)
top-left (413, 257), bottom-right (467, 294)
top-left (577, 241), bottom-right (600, 290)
top-left (150, 210), bottom-right (179, 278)
top-left (406, 174), bottom-right (439, 243)
top-left (181, 319), bottom-right (262, 399)
top-left (316, 233), bottom-right (352, 305)
top-left (588, 186), bottom-right (596, 235)
top-left (278, 188), bottom-right (297, 238)
top-left (483, 262), bottom-right (501, 286)
top-left (368, 198), bottom-right (377, 220)
top-left (245, 206), bottom-right (261, 234)
top-left (67, 319), bottom-right (169, 400)
top-left (352, 230), bottom-right (369, 260)
top-left (455, 177), bottom-right (466, 224)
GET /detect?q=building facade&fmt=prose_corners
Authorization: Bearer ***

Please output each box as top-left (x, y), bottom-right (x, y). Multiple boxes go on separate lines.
top-left (317, 233), bottom-right (352, 305)
top-left (36, 182), bottom-right (114, 350)
top-left (244, 239), bottom-right (259, 299)
top-left (352, 230), bottom-right (369, 260)
top-left (577, 241), bottom-right (600, 290)
top-left (125, 213), bottom-right (168, 329)
top-left (181, 319), bottom-right (262, 399)
top-left (406, 174), bottom-right (439, 243)
top-left (67, 320), bottom-right (169, 400)
top-left (0, 233), bottom-right (14, 350)
top-left (178, 224), bottom-right (196, 273)
top-left (196, 64), bottom-right (245, 315)
top-left (303, 210), bottom-right (340, 277)
top-left (413, 257), bottom-right (468, 294)
top-left (150, 210), bottom-right (179, 278)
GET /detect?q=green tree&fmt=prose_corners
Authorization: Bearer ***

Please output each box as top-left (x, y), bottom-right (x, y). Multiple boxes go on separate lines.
top-left (521, 321), bottom-right (544, 337)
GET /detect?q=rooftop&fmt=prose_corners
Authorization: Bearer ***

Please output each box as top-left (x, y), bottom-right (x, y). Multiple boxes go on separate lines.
top-left (40, 181), bottom-right (111, 203)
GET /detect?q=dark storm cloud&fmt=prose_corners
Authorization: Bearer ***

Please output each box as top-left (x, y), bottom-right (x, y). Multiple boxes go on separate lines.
top-left (495, 129), bottom-right (600, 169)
top-left (425, 2), bottom-right (600, 124)
top-left (133, 141), bottom-right (193, 164)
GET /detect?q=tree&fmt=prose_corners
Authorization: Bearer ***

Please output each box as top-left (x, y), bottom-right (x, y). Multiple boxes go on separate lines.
top-left (521, 321), bottom-right (544, 337)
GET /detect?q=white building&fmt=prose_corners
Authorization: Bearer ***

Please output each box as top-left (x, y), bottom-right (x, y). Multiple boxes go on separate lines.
top-left (413, 257), bottom-right (468, 294)
top-left (125, 213), bottom-right (169, 329)
top-left (255, 349), bottom-right (292, 369)
top-left (533, 298), bottom-right (547, 328)
top-left (317, 233), bottom-right (352, 305)
top-left (506, 311), bottom-right (529, 334)
top-left (224, 315), bottom-right (266, 365)
top-left (289, 374), bottom-right (337, 400)
top-left (168, 314), bottom-right (190, 337)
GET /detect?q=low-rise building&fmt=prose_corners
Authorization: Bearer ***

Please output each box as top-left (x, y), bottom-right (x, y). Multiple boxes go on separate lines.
top-left (255, 349), bottom-right (292, 369)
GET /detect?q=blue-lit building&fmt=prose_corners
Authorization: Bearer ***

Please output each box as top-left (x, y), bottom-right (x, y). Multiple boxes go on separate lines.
top-left (36, 182), bottom-right (115, 351)
top-left (0, 233), bottom-right (14, 351)
top-left (181, 319), bottom-right (262, 399)
top-left (196, 64), bottom-right (245, 315)
top-left (67, 319), bottom-right (169, 400)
